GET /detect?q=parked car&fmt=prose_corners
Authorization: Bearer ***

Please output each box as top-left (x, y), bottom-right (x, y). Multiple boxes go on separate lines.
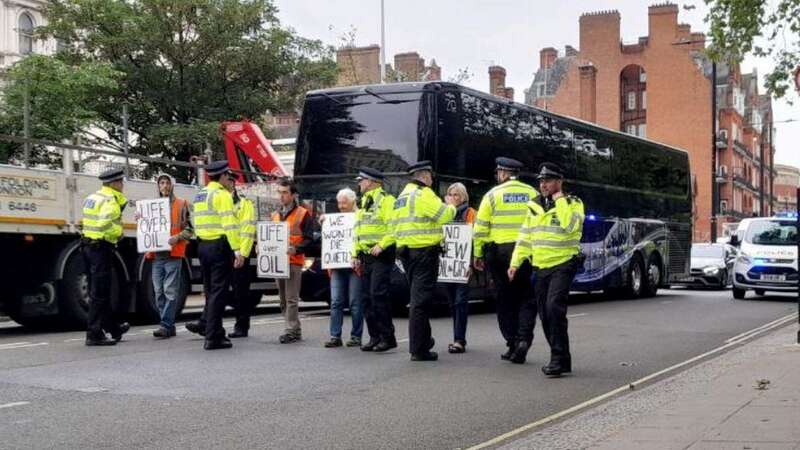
top-left (731, 215), bottom-right (798, 299)
top-left (674, 243), bottom-right (736, 289)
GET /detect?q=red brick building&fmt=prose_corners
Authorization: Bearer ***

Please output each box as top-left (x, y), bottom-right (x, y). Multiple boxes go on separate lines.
top-left (773, 164), bottom-right (799, 213)
top-left (525, 4), bottom-right (776, 242)
top-left (336, 46), bottom-right (441, 86)
top-left (488, 65), bottom-right (514, 100)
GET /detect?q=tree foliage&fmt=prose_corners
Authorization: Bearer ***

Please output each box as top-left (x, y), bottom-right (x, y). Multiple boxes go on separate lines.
top-left (706, 0), bottom-right (799, 98)
top-left (12, 0), bottom-right (336, 175)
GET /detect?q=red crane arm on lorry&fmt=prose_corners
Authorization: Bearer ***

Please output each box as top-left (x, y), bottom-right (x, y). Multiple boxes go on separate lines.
top-left (221, 121), bottom-right (288, 183)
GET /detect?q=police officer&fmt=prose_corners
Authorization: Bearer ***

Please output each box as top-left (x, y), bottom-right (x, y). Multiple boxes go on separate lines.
top-left (228, 183), bottom-right (257, 338)
top-left (392, 161), bottom-right (456, 361)
top-left (190, 161), bottom-right (245, 350)
top-left (509, 163), bottom-right (584, 376)
top-left (352, 167), bottom-right (397, 352)
top-left (472, 157), bottom-right (538, 362)
top-left (81, 168), bottom-right (130, 346)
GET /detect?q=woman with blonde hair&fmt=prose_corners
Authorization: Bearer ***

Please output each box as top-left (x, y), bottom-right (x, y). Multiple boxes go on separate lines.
top-left (444, 182), bottom-right (476, 353)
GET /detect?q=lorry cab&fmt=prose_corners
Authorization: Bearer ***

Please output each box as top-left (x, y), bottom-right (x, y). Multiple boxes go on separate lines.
top-left (731, 215), bottom-right (798, 299)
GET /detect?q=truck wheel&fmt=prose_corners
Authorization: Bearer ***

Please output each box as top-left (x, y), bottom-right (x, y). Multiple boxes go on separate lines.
top-left (135, 260), bottom-right (190, 324)
top-left (641, 255), bottom-right (662, 298)
top-left (624, 255), bottom-right (645, 299)
top-left (732, 286), bottom-right (746, 299)
top-left (59, 250), bottom-right (120, 329)
top-left (754, 289), bottom-right (766, 296)
top-left (5, 284), bottom-right (60, 330)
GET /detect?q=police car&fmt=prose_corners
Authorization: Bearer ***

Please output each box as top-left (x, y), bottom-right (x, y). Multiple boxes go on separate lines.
top-left (730, 214), bottom-right (799, 299)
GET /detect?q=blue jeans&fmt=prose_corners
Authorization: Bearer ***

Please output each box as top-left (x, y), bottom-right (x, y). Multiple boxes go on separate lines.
top-left (152, 258), bottom-right (182, 331)
top-left (446, 283), bottom-right (469, 343)
top-left (329, 269), bottom-right (364, 338)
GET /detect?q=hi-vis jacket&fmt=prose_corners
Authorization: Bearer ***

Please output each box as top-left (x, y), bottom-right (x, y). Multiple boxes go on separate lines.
top-left (352, 186), bottom-right (396, 256)
top-left (235, 196), bottom-right (257, 257)
top-left (510, 195), bottom-right (585, 270)
top-left (192, 181), bottom-right (240, 251)
top-left (473, 179), bottom-right (539, 258)
top-left (81, 186), bottom-right (128, 244)
top-left (391, 181), bottom-right (455, 249)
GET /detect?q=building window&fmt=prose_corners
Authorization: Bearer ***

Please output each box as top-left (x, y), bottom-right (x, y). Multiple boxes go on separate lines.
top-left (626, 91), bottom-right (636, 111)
top-left (638, 124), bottom-right (646, 138)
top-left (732, 123), bottom-right (739, 142)
top-left (19, 13), bottom-right (35, 55)
top-left (620, 65), bottom-right (646, 134)
top-left (626, 124), bottom-right (637, 135)
top-left (641, 91), bottom-right (646, 110)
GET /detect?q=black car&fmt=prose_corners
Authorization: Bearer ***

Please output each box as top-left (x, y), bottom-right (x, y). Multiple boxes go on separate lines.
top-left (674, 243), bottom-right (737, 289)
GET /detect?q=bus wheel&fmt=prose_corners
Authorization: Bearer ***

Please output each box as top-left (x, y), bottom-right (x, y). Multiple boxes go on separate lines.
top-left (624, 256), bottom-right (645, 299)
top-left (732, 287), bottom-right (747, 299)
top-left (642, 255), bottom-right (662, 298)
top-left (754, 289), bottom-right (766, 296)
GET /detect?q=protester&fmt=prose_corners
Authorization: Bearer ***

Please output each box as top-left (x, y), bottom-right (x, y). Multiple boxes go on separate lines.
top-left (444, 182), bottom-right (476, 353)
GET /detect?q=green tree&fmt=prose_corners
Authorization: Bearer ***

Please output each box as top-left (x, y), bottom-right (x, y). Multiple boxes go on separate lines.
top-left (706, 0), bottom-right (799, 98)
top-left (0, 55), bottom-right (121, 165)
top-left (36, 0), bottom-right (336, 178)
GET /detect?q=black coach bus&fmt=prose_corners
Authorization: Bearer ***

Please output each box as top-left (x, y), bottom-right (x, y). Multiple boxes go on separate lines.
top-left (294, 82), bottom-right (692, 301)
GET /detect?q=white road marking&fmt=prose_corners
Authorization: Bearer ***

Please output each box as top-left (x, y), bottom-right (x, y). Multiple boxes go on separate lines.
top-left (397, 338), bottom-right (410, 343)
top-left (0, 342), bottom-right (48, 350)
top-left (465, 311), bottom-right (800, 450)
top-left (567, 313), bottom-right (588, 318)
top-left (64, 338), bottom-right (84, 342)
top-left (0, 401), bottom-right (30, 409)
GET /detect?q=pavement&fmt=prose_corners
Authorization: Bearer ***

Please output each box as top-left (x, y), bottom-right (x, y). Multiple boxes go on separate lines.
top-left (495, 318), bottom-right (800, 450)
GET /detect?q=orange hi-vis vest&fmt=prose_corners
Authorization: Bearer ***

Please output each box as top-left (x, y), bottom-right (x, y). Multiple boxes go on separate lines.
top-left (272, 205), bottom-right (309, 266)
top-left (146, 197), bottom-right (189, 260)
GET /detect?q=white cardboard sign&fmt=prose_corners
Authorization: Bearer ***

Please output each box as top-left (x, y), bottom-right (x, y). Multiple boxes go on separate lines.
top-left (438, 224), bottom-right (473, 284)
top-left (257, 221), bottom-right (289, 279)
top-left (321, 213), bottom-right (355, 269)
top-left (136, 198), bottom-right (171, 253)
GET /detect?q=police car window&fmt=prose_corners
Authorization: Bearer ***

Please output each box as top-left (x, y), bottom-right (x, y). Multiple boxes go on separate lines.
top-left (745, 220), bottom-right (797, 246)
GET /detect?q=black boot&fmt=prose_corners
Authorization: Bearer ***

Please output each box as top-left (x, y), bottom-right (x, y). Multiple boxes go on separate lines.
top-left (361, 338), bottom-right (380, 352)
top-left (373, 336), bottom-right (398, 352)
top-left (227, 329), bottom-right (248, 338)
top-left (204, 337), bottom-right (233, 350)
top-left (501, 342), bottom-right (514, 361)
top-left (509, 341), bottom-right (530, 364)
top-left (111, 322), bottom-right (130, 342)
top-left (542, 360), bottom-right (571, 377)
top-left (185, 322), bottom-right (206, 336)
top-left (410, 351), bottom-right (438, 362)
top-left (85, 333), bottom-right (117, 346)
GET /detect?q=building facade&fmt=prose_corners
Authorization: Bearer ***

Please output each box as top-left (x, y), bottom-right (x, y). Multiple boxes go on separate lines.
top-left (1, 1), bottom-right (56, 78)
top-left (336, 45), bottom-right (441, 86)
top-left (773, 164), bottom-right (800, 213)
top-left (525, 3), bottom-right (776, 242)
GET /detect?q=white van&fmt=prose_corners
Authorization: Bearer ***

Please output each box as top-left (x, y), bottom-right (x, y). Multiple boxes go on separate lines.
top-left (730, 215), bottom-right (798, 299)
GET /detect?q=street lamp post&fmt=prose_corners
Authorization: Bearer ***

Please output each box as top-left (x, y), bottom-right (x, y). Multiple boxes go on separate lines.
top-left (710, 61), bottom-right (718, 242)
top-left (380, 0), bottom-right (386, 83)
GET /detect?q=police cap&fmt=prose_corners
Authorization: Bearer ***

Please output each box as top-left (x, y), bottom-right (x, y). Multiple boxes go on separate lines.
top-left (407, 160), bottom-right (433, 175)
top-left (205, 160), bottom-right (230, 176)
top-left (356, 167), bottom-right (385, 182)
top-left (536, 163), bottom-right (564, 180)
top-left (495, 157), bottom-right (524, 172)
top-left (98, 167), bottom-right (125, 183)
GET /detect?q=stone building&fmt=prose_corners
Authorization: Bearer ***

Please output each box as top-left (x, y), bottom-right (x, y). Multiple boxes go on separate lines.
top-left (773, 164), bottom-right (800, 213)
top-left (1, 1), bottom-right (57, 81)
top-left (524, 4), bottom-right (776, 241)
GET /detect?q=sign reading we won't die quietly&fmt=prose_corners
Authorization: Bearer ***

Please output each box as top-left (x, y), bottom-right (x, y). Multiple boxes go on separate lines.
top-left (438, 224), bottom-right (473, 284)
top-left (321, 213), bottom-right (355, 269)
top-left (136, 198), bottom-right (171, 253)
top-left (257, 221), bottom-right (289, 279)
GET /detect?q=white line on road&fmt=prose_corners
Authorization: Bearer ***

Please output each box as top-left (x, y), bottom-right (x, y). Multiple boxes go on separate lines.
top-left (0, 401), bottom-right (30, 409)
top-left (724, 313), bottom-right (798, 344)
top-left (0, 342), bottom-right (48, 350)
top-left (567, 313), bottom-right (588, 318)
top-left (397, 338), bottom-right (409, 343)
top-left (465, 311), bottom-right (800, 450)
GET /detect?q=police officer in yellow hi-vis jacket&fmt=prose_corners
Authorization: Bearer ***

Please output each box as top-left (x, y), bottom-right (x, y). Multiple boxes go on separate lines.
top-left (81, 168), bottom-right (131, 346)
top-left (352, 167), bottom-right (397, 352)
top-left (228, 184), bottom-right (257, 338)
top-left (509, 163), bottom-right (584, 376)
top-left (472, 157), bottom-right (538, 363)
top-left (190, 161), bottom-right (245, 350)
top-left (392, 161), bottom-right (456, 361)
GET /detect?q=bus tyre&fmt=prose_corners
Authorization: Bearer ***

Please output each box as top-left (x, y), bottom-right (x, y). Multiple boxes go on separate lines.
top-left (754, 289), bottom-right (766, 296)
top-left (135, 259), bottom-right (190, 324)
top-left (58, 249), bottom-right (120, 329)
top-left (641, 255), bottom-right (662, 298)
top-left (624, 255), bottom-right (645, 299)
top-left (732, 286), bottom-right (747, 299)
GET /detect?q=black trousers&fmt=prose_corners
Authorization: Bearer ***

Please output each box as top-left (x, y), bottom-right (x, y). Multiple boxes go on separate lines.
top-left (231, 253), bottom-right (255, 332)
top-left (400, 245), bottom-right (439, 355)
top-left (198, 239), bottom-right (233, 341)
top-left (535, 258), bottom-right (579, 365)
top-left (360, 248), bottom-right (395, 343)
top-left (82, 241), bottom-right (121, 338)
top-left (485, 243), bottom-right (533, 347)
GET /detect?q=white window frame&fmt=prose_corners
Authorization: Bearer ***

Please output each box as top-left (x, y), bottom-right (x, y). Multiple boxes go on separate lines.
top-left (18, 12), bottom-right (35, 56)
top-left (641, 91), bottom-right (646, 110)
top-left (626, 124), bottom-right (637, 135)
top-left (638, 123), bottom-right (646, 138)
top-left (626, 91), bottom-right (636, 111)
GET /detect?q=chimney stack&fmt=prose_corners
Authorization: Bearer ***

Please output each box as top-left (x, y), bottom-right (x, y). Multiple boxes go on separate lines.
top-left (540, 47), bottom-right (558, 69)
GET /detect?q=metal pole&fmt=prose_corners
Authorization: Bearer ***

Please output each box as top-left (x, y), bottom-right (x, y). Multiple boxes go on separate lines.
top-left (122, 104), bottom-right (130, 177)
top-left (796, 186), bottom-right (799, 344)
top-left (760, 122), bottom-right (765, 215)
top-left (710, 61), bottom-right (718, 242)
top-left (380, 0), bottom-right (386, 83)
top-left (769, 121), bottom-right (774, 216)
top-left (23, 88), bottom-right (31, 167)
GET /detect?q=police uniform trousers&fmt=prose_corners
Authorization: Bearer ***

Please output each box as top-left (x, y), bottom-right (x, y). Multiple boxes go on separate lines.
top-left (360, 247), bottom-right (396, 344)
top-left (535, 257), bottom-right (579, 366)
top-left (198, 238), bottom-right (234, 341)
top-left (82, 240), bottom-right (122, 339)
top-left (485, 243), bottom-right (533, 347)
top-left (400, 245), bottom-right (439, 355)
top-left (231, 251), bottom-right (256, 332)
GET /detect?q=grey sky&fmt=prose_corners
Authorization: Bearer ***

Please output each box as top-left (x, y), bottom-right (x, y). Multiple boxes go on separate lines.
top-left (275, 0), bottom-right (799, 168)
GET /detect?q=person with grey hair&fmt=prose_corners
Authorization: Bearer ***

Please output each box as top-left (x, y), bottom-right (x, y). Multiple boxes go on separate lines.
top-left (324, 187), bottom-right (364, 347)
top-left (444, 182), bottom-right (476, 353)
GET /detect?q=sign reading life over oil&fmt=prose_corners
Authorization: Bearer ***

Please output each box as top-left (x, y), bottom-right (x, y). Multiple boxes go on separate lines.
top-left (438, 224), bottom-right (472, 284)
top-left (321, 213), bottom-right (355, 269)
top-left (136, 198), bottom-right (171, 253)
top-left (257, 221), bottom-right (289, 278)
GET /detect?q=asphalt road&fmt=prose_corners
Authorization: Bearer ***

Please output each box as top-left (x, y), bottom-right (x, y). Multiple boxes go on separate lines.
top-left (0, 289), bottom-right (797, 450)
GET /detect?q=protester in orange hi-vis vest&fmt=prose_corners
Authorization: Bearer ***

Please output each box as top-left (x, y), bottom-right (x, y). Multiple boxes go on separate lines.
top-left (272, 179), bottom-right (314, 344)
top-left (143, 174), bottom-right (193, 339)
top-left (444, 182), bottom-right (476, 354)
